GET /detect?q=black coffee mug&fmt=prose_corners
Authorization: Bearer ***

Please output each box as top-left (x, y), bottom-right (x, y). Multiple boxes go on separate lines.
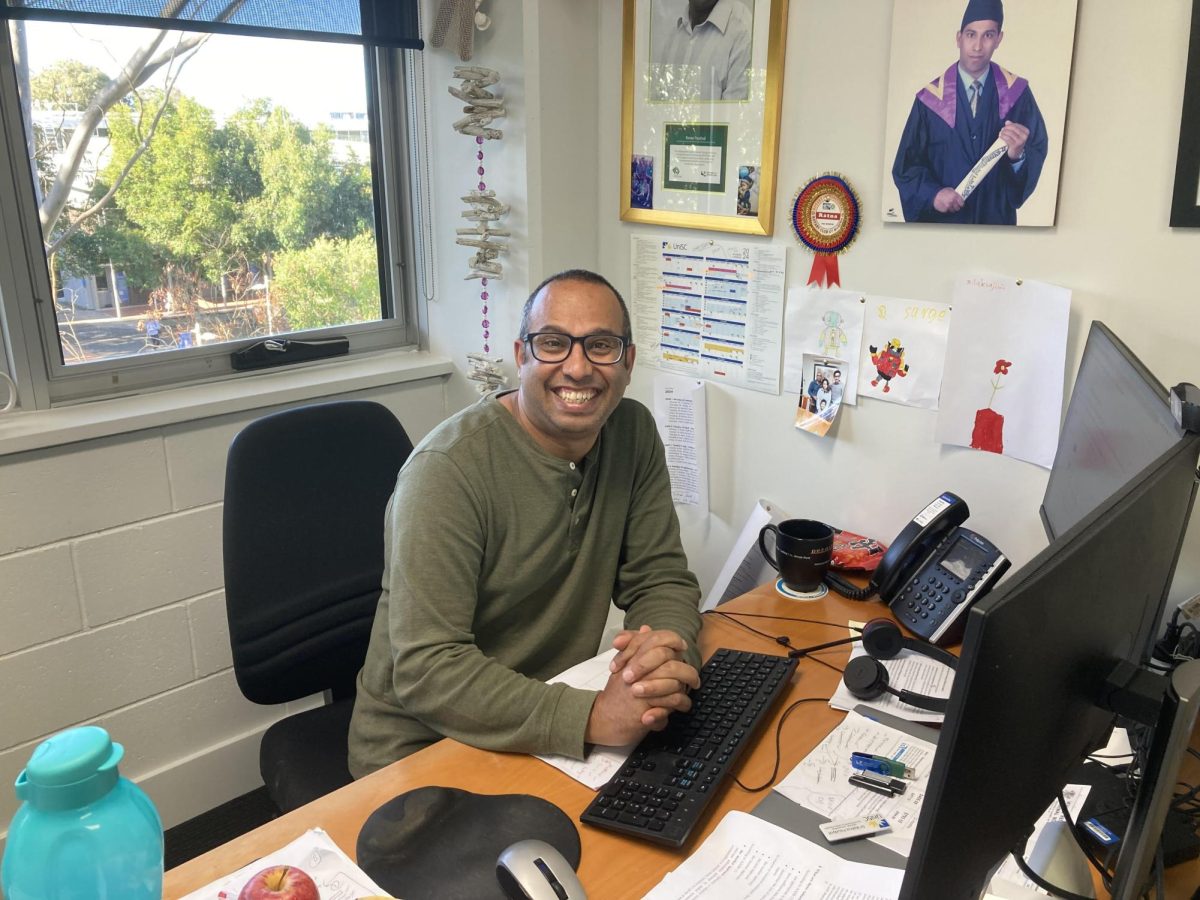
top-left (758, 519), bottom-right (834, 592)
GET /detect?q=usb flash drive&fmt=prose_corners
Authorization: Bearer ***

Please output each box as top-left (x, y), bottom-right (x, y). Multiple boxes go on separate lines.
top-left (850, 752), bottom-right (912, 779)
top-left (848, 773), bottom-right (895, 796)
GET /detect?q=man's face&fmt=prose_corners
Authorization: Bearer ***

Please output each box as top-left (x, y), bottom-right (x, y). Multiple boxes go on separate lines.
top-left (956, 20), bottom-right (1003, 78)
top-left (512, 279), bottom-right (635, 457)
top-left (833, 371), bottom-right (842, 384)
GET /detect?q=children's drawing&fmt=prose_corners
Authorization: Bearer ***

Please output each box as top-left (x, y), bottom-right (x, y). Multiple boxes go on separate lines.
top-left (869, 339), bottom-right (910, 393)
top-left (783, 287), bottom-right (866, 404)
top-left (935, 276), bottom-right (1070, 469)
top-left (971, 359), bottom-right (1013, 454)
top-left (856, 295), bottom-right (951, 409)
top-left (819, 310), bottom-right (849, 358)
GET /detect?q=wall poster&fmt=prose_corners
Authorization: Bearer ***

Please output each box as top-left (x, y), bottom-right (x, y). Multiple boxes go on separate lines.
top-left (631, 234), bottom-right (786, 394)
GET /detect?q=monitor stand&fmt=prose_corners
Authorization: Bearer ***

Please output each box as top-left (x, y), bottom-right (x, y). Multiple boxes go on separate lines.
top-left (1109, 657), bottom-right (1200, 897)
top-left (1026, 821), bottom-right (1096, 898)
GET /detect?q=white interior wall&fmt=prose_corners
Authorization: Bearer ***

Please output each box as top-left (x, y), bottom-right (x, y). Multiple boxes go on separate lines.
top-left (596, 1), bottom-right (1200, 607)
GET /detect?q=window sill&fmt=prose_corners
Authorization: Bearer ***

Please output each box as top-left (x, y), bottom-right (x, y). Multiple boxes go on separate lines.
top-left (0, 348), bottom-right (453, 457)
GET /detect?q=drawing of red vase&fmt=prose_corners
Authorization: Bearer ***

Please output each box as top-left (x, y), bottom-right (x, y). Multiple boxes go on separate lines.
top-left (971, 359), bottom-right (1012, 454)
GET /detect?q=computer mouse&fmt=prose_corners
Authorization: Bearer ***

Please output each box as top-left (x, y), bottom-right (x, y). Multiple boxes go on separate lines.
top-left (495, 838), bottom-right (587, 900)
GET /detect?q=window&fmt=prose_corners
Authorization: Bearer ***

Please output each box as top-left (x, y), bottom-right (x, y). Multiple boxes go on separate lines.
top-left (0, 1), bottom-right (423, 406)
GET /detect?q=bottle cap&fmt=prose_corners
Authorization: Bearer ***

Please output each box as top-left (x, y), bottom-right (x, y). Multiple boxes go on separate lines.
top-left (15, 726), bottom-right (124, 811)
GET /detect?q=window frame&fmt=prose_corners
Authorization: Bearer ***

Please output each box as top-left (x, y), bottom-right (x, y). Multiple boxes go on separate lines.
top-left (0, 21), bottom-right (422, 410)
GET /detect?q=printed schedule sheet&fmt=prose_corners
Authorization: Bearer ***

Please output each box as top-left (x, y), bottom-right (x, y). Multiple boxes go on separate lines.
top-left (631, 235), bottom-right (786, 394)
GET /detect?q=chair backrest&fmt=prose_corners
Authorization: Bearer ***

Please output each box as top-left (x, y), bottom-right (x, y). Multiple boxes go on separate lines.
top-left (223, 400), bottom-right (414, 705)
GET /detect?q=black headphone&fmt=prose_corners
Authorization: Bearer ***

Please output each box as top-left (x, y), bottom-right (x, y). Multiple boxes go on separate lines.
top-left (840, 619), bottom-right (957, 713)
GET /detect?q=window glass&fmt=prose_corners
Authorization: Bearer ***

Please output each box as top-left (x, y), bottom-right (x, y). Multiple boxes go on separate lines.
top-left (13, 21), bottom-right (384, 364)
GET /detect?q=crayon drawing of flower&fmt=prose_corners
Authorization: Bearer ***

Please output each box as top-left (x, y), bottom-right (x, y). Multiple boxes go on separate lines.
top-left (971, 359), bottom-right (1013, 454)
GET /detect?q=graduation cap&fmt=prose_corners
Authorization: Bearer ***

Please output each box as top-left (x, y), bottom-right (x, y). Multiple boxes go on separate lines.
top-left (961, 0), bottom-right (1003, 30)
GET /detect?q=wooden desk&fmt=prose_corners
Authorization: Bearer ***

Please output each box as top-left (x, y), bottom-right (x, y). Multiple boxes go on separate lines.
top-left (166, 584), bottom-right (1200, 899)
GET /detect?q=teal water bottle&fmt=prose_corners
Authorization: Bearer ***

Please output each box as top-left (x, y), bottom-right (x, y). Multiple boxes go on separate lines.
top-left (1, 726), bottom-right (163, 899)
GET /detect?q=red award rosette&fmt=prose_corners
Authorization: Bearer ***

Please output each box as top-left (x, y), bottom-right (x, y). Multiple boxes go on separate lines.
top-left (791, 174), bottom-right (861, 288)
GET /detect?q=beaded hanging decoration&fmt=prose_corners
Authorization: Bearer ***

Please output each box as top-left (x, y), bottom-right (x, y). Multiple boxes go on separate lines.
top-left (450, 66), bottom-right (509, 394)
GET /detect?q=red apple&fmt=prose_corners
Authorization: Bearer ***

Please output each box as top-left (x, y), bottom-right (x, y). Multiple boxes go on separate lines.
top-left (238, 865), bottom-right (320, 900)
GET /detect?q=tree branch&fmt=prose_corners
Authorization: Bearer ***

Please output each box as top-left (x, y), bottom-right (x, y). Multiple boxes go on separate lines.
top-left (44, 44), bottom-right (199, 257)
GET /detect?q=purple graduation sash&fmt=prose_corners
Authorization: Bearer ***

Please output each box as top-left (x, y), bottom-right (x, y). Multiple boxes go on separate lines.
top-left (916, 62), bottom-right (1029, 128)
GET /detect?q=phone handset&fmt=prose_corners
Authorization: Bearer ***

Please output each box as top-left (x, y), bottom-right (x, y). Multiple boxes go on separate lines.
top-left (825, 492), bottom-right (970, 601)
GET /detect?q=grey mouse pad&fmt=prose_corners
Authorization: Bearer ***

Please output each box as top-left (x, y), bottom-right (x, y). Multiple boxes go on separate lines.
top-left (356, 785), bottom-right (581, 900)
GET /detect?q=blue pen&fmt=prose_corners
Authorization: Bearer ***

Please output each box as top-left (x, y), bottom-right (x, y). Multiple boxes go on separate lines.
top-left (850, 752), bottom-right (912, 779)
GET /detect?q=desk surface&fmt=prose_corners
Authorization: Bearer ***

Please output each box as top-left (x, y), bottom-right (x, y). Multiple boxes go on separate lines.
top-left (165, 584), bottom-right (1200, 899)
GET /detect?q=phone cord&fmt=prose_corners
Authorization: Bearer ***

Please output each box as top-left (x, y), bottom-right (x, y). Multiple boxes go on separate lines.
top-left (824, 572), bottom-right (877, 601)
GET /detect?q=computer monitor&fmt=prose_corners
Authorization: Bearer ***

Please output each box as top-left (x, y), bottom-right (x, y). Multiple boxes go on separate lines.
top-left (900, 371), bottom-right (1199, 895)
top-left (1041, 321), bottom-right (1181, 543)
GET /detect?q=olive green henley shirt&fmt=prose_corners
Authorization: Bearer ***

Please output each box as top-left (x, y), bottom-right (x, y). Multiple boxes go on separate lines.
top-left (348, 393), bottom-right (702, 777)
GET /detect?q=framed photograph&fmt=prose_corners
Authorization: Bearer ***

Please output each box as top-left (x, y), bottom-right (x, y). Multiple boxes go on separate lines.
top-left (620, 0), bottom-right (788, 235)
top-left (1171, 1), bottom-right (1200, 227)
top-left (880, 0), bottom-right (1078, 227)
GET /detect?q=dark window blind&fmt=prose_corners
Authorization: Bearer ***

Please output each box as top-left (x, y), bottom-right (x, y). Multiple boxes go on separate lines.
top-left (0, 0), bottom-right (422, 49)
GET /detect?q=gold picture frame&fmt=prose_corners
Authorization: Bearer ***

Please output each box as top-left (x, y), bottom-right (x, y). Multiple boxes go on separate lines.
top-left (620, 0), bottom-right (788, 235)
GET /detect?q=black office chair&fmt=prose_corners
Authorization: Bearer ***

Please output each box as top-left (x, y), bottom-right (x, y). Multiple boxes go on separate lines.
top-left (222, 399), bottom-right (414, 813)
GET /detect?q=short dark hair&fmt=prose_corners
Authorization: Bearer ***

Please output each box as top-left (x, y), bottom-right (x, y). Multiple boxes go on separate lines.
top-left (519, 269), bottom-right (632, 342)
top-left (833, 369), bottom-right (842, 377)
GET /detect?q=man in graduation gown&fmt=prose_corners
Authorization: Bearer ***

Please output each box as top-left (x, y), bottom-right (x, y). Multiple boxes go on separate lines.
top-left (891, 0), bottom-right (1048, 225)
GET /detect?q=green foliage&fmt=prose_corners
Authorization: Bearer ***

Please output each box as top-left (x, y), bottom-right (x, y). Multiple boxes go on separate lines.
top-left (30, 60), bottom-right (108, 110)
top-left (52, 201), bottom-right (161, 291)
top-left (105, 91), bottom-right (235, 282)
top-left (270, 232), bottom-right (381, 332)
top-left (33, 60), bottom-right (380, 325)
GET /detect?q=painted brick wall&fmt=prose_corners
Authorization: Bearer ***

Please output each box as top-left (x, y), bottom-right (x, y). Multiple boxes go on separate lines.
top-left (0, 379), bottom-right (447, 845)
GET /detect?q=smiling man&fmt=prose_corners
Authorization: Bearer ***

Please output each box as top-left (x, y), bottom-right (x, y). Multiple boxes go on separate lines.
top-left (891, 0), bottom-right (1048, 225)
top-left (348, 269), bottom-right (703, 777)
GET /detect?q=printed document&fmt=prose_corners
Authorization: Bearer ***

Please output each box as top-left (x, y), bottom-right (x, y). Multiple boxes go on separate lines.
top-left (177, 828), bottom-right (385, 900)
top-left (643, 810), bottom-right (904, 899)
top-left (631, 234), bottom-right (786, 394)
top-left (535, 649), bottom-right (634, 789)
top-left (653, 375), bottom-right (708, 509)
top-left (775, 710), bottom-right (937, 858)
top-left (827, 624), bottom-right (953, 723)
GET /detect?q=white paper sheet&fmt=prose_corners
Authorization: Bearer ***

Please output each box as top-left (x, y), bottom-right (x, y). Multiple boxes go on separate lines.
top-left (631, 234), bottom-right (787, 394)
top-left (702, 498), bottom-right (787, 611)
top-left (535, 649), bottom-right (635, 789)
top-left (653, 375), bottom-right (708, 509)
top-left (177, 828), bottom-right (387, 900)
top-left (826, 622), bottom-right (952, 724)
top-left (642, 810), bottom-right (905, 900)
top-left (828, 645), bottom-right (953, 724)
top-left (775, 710), bottom-right (938, 858)
top-left (857, 295), bottom-right (953, 409)
top-left (935, 275), bottom-right (1071, 468)
top-left (988, 785), bottom-right (1092, 894)
top-left (783, 286), bottom-right (866, 404)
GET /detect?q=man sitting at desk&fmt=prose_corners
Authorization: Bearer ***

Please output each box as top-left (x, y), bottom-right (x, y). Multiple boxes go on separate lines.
top-left (348, 269), bottom-right (704, 777)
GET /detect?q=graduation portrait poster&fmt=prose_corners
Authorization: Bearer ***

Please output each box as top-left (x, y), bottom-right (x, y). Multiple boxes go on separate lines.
top-left (881, 0), bottom-right (1078, 228)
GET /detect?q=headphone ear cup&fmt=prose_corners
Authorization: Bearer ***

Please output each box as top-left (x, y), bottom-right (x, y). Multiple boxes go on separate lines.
top-left (861, 618), bottom-right (904, 659)
top-left (843, 656), bottom-right (890, 701)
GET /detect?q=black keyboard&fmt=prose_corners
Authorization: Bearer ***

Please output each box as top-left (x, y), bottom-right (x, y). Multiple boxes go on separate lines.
top-left (579, 648), bottom-right (797, 847)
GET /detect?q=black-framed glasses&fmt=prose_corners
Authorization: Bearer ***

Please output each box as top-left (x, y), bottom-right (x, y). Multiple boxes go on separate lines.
top-left (523, 332), bottom-right (629, 365)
